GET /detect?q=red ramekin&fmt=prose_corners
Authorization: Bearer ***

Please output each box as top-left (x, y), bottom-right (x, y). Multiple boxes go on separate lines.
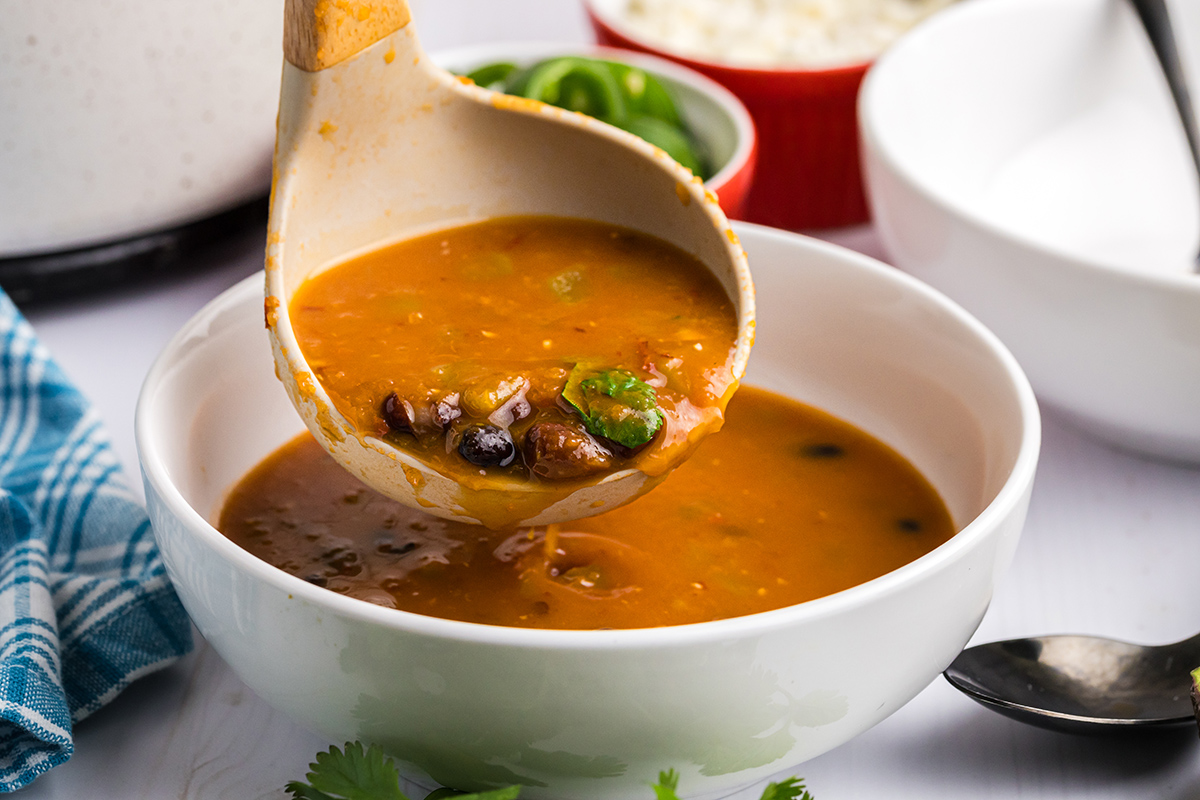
top-left (584, 0), bottom-right (872, 230)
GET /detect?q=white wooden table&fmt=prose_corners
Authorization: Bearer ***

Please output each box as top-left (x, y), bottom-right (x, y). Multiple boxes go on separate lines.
top-left (14, 2), bottom-right (1200, 797)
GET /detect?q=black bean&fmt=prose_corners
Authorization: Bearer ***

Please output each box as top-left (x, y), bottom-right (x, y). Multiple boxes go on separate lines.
top-left (801, 443), bottom-right (845, 459)
top-left (896, 518), bottom-right (923, 533)
top-left (382, 393), bottom-right (416, 435)
top-left (303, 573), bottom-right (328, 587)
top-left (523, 421), bottom-right (614, 480)
top-left (377, 539), bottom-right (419, 556)
top-left (458, 424), bottom-right (517, 467)
top-left (321, 546), bottom-right (362, 576)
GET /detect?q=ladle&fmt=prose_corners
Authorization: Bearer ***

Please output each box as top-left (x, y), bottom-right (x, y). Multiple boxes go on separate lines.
top-left (1128, 0), bottom-right (1200, 271)
top-left (264, 0), bottom-right (754, 528)
top-left (944, 630), bottom-right (1200, 734)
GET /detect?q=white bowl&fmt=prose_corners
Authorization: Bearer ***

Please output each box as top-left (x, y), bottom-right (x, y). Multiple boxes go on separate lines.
top-left (136, 223), bottom-right (1038, 799)
top-left (432, 42), bottom-right (758, 217)
top-left (860, 0), bottom-right (1200, 462)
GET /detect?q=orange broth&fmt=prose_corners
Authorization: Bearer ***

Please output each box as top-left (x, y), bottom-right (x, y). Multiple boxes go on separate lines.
top-left (288, 216), bottom-right (739, 492)
top-left (219, 386), bottom-right (955, 630)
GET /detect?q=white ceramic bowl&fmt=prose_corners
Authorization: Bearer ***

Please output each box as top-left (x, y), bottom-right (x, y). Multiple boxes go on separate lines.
top-left (433, 42), bottom-right (758, 218)
top-left (136, 224), bottom-right (1039, 799)
top-left (860, 0), bottom-right (1200, 462)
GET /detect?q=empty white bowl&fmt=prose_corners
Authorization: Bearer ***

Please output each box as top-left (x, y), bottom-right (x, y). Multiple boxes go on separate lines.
top-left (136, 224), bottom-right (1038, 799)
top-left (861, 0), bottom-right (1200, 462)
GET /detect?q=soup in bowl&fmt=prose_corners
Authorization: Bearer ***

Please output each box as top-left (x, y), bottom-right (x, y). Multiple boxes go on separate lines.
top-left (136, 224), bottom-right (1038, 799)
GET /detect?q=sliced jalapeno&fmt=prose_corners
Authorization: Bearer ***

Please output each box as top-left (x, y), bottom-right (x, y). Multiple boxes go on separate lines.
top-left (465, 62), bottom-right (518, 90)
top-left (521, 57), bottom-right (628, 127)
top-left (458, 55), bottom-right (713, 179)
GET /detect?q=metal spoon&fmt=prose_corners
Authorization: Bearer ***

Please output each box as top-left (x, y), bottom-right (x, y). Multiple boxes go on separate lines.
top-left (945, 5), bottom-right (1200, 731)
top-left (945, 0), bottom-right (1200, 734)
top-left (1130, 0), bottom-right (1200, 175)
top-left (1128, 0), bottom-right (1200, 271)
top-left (944, 631), bottom-right (1200, 734)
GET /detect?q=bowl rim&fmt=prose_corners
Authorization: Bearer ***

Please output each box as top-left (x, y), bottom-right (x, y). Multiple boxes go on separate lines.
top-left (858, 0), bottom-right (1200, 295)
top-left (430, 40), bottom-right (757, 194)
top-left (136, 222), bottom-right (1040, 651)
top-left (580, 0), bottom-right (873, 77)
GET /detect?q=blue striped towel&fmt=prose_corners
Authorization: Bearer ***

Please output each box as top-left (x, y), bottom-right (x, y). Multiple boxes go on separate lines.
top-left (0, 290), bottom-right (192, 792)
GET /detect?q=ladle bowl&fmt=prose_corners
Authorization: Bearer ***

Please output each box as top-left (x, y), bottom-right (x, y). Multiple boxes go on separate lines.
top-left (264, 0), bottom-right (754, 528)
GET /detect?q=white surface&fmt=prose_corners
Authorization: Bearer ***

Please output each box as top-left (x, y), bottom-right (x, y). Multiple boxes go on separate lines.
top-left (12, 1), bottom-right (1200, 798)
top-left (860, 0), bottom-right (1200, 462)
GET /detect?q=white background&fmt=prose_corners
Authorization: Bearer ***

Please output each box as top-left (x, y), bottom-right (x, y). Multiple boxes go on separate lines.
top-left (14, 1), bottom-right (1200, 797)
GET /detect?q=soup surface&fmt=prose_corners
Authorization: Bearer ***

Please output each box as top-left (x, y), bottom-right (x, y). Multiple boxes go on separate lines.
top-left (289, 216), bottom-right (740, 496)
top-left (220, 386), bottom-right (954, 629)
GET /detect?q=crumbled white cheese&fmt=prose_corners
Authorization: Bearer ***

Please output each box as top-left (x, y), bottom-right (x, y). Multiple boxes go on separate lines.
top-left (619, 0), bottom-right (955, 67)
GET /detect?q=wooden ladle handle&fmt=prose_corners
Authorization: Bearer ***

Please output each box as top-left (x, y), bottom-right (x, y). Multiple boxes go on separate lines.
top-left (284, 0), bottom-right (412, 71)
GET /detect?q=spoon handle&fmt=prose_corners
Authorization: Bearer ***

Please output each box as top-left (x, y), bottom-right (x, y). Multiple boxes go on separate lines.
top-left (1127, 0), bottom-right (1200, 178)
top-left (285, 0), bottom-right (412, 72)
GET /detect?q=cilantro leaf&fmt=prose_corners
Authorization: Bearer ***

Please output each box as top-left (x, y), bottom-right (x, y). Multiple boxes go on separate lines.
top-left (287, 742), bottom-right (409, 800)
top-left (285, 784), bottom-right (341, 800)
top-left (650, 769), bottom-right (813, 800)
top-left (425, 787), bottom-right (522, 800)
top-left (562, 366), bottom-right (663, 449)
top-left (287, 741), bottom-right (814, 800)
top-left (760, 777), bottom-right (814, 800)
top-left (650, 768), bottom-right (682, 800)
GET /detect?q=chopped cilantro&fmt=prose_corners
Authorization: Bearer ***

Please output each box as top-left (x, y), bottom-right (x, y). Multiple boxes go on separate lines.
top-left (650, 768), bottom-right (682, 800)
top-left (760, 777), bottom-right (815, 800)
top-left (287, 742), bottom-right (814, 800)
top-left (286, 743), bottom-right (523, 800)
top-left (1192, 666), bottom-right (1200, 733)
top-left (286, 742), bottom-right (409, 800)
top-left (561, 366), bottom-right (663, 449)
top-left (426, 787), bottom-right (522, 800)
